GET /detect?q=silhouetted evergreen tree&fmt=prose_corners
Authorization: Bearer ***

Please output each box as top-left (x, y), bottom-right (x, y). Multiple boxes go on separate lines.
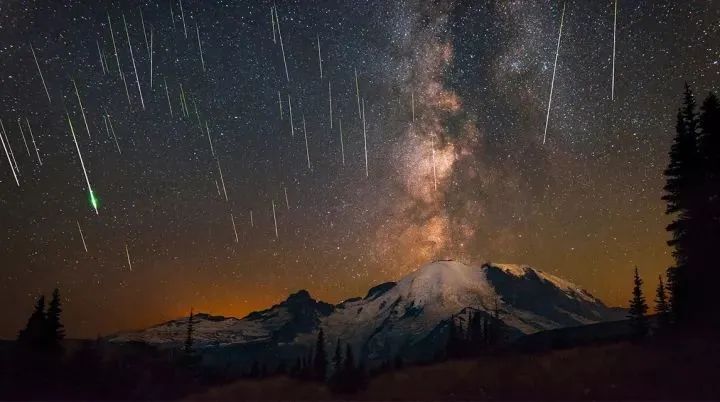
top-left (655, 275), bottom-right (670, 329)
top-left (17, 295), bottom-right (47, 348)
top-left (628, 267), bottom-right (649, 337)
top-left (698, 92), bottom-right (720, 320)
top-left (46, 289), bottom-right (64, 350)
top-left (313, 329), bottom-right (327, 380)
top-left (663, 84), bottom-right (701, 323)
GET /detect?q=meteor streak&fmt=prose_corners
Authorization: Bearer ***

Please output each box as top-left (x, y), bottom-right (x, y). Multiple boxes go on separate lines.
top-left (271, 200), bottom-right (278, 239)
top-left (288, 95), bottom-right (294, 137)
top-left (72, 79), bottom-right (92, 138)
top-left (284, 187), bottom-right (289, 210)
top-left (0, 120), bottom-right (19, 186)
top-left (611, 0), bottom-right (617, 101)
top-left (125, 244), bottom-right (133, 271)
top-left (542, 2), bottom-right (565, 145)
top-left (66, 112), bottom-right (99, 215)
top-left (196, 24), bottom-right (206, 72)
top-left (77, 220), bottom-right (88, 252)
top-left (123, 13), bottom-right (145, 110)
top-left (0, 120), bottom-right (19, 172)
top-left (105, 111), bottom-right (121, 154)
top-left (25, 118), bottom-right (42, 166)
top-left (217, 157), bottom-right (228, 201)
top-left (179, 0), bottom-right (187, 38)
top-left (355, 68), bottom-right (361, 117)
top-left (317, 35), bottom-right (323, 79)
top-left (275, 7), bottom-right (289, 82)
top-left (339, 119), bottom-right (345, 166)
top-left (302, 115), bottom-right (311, 171)
top-left (231, 213), bottom-right (239, 243)
top-left (107, 13), bottom-right (121, 77)
top-left (329, 81), bottom-right (332, 129)
top-left (164, 77), bottom-right (173, 116)
top-left (97, 40), bottom-right (107, 75)
top-left (362, 99), bottom-right (368, 177)
top-left (17, 118), bottom-right (31, 157)
top-left (149, 26), bottom-right (154, 88)
top-left (278, 91), bottom-right (283, 119)
top-left (29, 44), bottom-right (51, 103)
top-left (121, 72), bottom-right (131, 105)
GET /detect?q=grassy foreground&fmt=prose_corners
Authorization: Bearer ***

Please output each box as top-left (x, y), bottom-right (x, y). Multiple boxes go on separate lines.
top-left (185, 331), bottom-right (720, 400)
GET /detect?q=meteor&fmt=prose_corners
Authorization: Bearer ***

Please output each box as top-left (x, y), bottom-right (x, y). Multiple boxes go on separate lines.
top-left (0, 120), bottom-right (19, 186)
top-left (107, 13), bottom-right (121, 77)
top-left (217, 157), bottom-right (228, 201)
top-left (66, 112), bottom-right (99, 215)
top-left (231, 213), bottom-right (239, 243)
top-left (288, 94), bottom-right (294, 137)
top-left (284, 187), bottom-right (290, 210)
top-left (149, 26), bottom-right (154, 88)
top-left (25, 118), bottom-right (42, 166)
top-left (431, 134), bottom-right (437, 191)
top-left (123, 13), bottom-right (145, 110)
top-left (271, 6), bottom-right (276, 43)
top-left (317, 35), bottom-right (323, 79)
top-left (542, 2), bottom-right (565, 145)
top-left (121, 72), bottom-right (131, 105)
top-left (72, 79), bottom-right (92, 138)
top-left (611, 0), bottom-right (617, 101)
top-left (196, 24), bottom-right (206, 72)
top-left (355, 68), bottom-right (361, 117)
top-left (411, 91), bottom-right (415, 122)
top-left (275, 6), bottom-right (289, 82)
top-left (179, 0), bottom-right (187, 38)
top-left (271, 200), bottom-right (278, 239)
top-left (0, 120), bottom-right (19, 172)
top-left (339, 119), bottom-right (345, 166)
top-left (77, 220), bottom-right (88, 252)
top-left (125, 244), bottom-right (133, 271)
top-left (96, 40), bottom-right (107, 75)
top-left (170, 0), bottom-right (176, 30)
top-left (278, 90), bottom-right (283, 119)
top-left (250, 210), bottom-right (254, 228)
top-left (329, 81), bottom-right (332, 129)
top-left (302, 114), bottom-right (311, 171)
top-left (17, 118), bottom-right (31, 157)
top-left (29, 44), bottom-right (51, 103)
top-left (105, 111), bottom-right (121, 154)
top-left (164, 77), bottom-right (173, 117)
top-left (139, 7), bottom-right (150, 57)
top-left (362, 99), bottom-right (368, 177)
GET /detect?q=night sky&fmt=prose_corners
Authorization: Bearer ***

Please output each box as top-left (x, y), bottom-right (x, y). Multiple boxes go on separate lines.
top-left (0, 0), bottom-right (718, 338)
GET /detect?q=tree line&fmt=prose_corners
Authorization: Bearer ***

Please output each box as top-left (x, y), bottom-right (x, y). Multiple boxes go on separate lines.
top-left (628, 85), bottom-right (719, 334)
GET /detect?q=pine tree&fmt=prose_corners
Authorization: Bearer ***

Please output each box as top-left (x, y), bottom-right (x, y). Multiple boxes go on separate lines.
top-left (313, 329), bottom-right (327, 380)
top-left (46, 288), bottom-right (65, 350)
top-left (628, 267), bottom-right (649, 337)
top-left (184, 308), bottom-right (194, 354)
top-left (698, 92), bottom-right (720, 319)
top-left (18, 295), bottom-right (47, 348)
top-left (663, 84), bottom-right (701, 324)
top-left (655, 275), bottom-right (670, 328)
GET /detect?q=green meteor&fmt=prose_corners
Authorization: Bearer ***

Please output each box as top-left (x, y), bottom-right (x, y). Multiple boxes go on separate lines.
top-left (89, 190), bottom-right (99, 211)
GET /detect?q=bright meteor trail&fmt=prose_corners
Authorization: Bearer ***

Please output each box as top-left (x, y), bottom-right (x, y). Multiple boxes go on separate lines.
top-left (542, 2), bottom-right (566, 145)
top-left (65, 112), bottom-right (99, 215)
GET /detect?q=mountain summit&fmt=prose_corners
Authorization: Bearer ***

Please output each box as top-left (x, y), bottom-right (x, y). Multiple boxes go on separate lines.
top-left (109, 260), bottom-right (623, 367)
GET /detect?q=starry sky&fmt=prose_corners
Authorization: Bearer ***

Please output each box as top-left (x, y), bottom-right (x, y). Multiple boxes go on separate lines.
top-left (0, 0), bottom-right (718, 338)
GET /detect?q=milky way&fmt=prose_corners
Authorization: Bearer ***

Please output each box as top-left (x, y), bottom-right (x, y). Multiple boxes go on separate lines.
top-left (0, 0), bottom-right (718, 337)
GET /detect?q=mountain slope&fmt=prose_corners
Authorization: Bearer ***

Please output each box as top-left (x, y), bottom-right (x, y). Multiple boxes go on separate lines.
top-left (108, 260), bottom-right (624, 365)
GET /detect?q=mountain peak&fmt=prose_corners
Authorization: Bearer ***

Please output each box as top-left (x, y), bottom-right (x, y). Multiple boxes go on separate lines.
top-left (285, 289), bottom-right (312, 303)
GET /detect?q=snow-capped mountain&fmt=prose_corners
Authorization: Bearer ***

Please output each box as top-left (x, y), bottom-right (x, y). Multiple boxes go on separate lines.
top-left (108, 260), bottom-right (624, 366)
